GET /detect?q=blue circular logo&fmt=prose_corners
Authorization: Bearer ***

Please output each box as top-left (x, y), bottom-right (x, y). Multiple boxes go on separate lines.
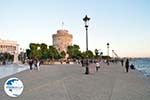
top-left (4, 77), bottom-right (24, 97)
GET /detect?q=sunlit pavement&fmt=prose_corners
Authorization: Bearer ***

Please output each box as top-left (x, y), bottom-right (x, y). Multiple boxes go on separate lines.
top-left (0, 64), bottom-right (29, 79)
top-left (0, 63), bottom-right (150, 100)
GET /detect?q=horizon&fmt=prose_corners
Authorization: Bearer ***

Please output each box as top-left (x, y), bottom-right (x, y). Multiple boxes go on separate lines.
top-left (0, 0), bottom-right (150, 57)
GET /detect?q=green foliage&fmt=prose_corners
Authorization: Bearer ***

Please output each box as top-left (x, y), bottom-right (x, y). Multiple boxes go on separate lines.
top-left (0, 53), bottom-right (14, 61)
top-left (27, 43), bottom-right (63, 60)
top-left (29, 43), bottom-right (39, 50)
top-left (28, 43), bottom-right (40, 58)
top-left (48, 46), bottom-right (58, 59)
top-left (40, 43), bottom-right (48, 59)
top-left (94, 49), bottom-right (99, 59)
top-left (26, 49), bottom-right (31, 59)
top-left (67, 44), bottom-right (81, 59)
top-left (81, 52), bottom-right (86, 59)
top-left (86, 50), bottom-right (94, 59)
top-left (26, 43), bottom-right (100, 61)
top-left (81, 50), bottom-right (94, 59)
top-left (60, 51), bottom-right (66, 58)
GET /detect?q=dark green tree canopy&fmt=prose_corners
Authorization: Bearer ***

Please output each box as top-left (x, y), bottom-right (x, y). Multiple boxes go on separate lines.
top-left (60, 51), bottom-right (66, 58)
top-left (26, 43), bottom-right (101, 61)
top-left (26, 43), bottom-right (62, 60)
top-left (67, 44), bottom-right (81, 59)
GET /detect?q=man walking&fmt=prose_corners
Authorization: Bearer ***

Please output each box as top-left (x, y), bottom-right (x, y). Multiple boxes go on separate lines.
top-left (125, 59), bottom-right (129, 72)
top-left (121, 59), bottom-right (124, 66)
top-left (28, 59), bottom-right (33, 70)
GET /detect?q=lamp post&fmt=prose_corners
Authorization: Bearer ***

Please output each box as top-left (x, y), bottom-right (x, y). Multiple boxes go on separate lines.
top-left (83, 15), bottom-right (90, 74)
top-left (107, 43), bottom-right (110, 56)
top-left (112, 50), bottom-right (114, 58)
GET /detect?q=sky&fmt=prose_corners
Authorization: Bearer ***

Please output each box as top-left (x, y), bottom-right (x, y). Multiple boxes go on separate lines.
top-left (0, 0), bottom-right (150, 57)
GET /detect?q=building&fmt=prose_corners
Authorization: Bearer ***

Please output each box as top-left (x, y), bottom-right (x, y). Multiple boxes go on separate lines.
top-left (52, 29), bottom-right (73, 53)
top-left (0, 39), bottom-right (19, 63)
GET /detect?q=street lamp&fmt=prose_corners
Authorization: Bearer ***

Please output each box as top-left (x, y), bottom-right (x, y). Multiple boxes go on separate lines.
top-left (107, 43), bottom-right (110, 56)
top-left (83, 15), bottom-right (90, 74)
top-left (112, 50), bottom-right (114, 58)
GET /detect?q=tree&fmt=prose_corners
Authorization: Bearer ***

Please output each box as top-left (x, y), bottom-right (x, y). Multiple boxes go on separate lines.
top-left (60, 51), bottom-right (66, 58)
top-left (29, 43), bottom-right (39, 50)
top-left (28, 43), bottom-right (45, 59)
top-left (48, 46), bottom-right (61, 60)
top-left (0, 53), bottom-right (4, 61)
top-left (1, 53), bottom-right (14, 61)
top-left (86, 50), bottom-right (94, 59)
top-left (81, 50), bottom-right (94, 59)
top-left (67, 45), bottom-right (73, 58)
top-left (48, 46), bottom-right (55, 59)
top-left (29, 43), bottom-right (40, 59)
top-left (67, 44), bottom-right (81, 59)
top-left (94, 49), bottom-right (99, 59)
top-left (40, 43), bottom-right (48, 59)
top-left (26, 49), bottom-right (31, 59)
top-left (81, 52), bottom-right (87, 59)
top-left (27, 43), bottom-right (86, 61)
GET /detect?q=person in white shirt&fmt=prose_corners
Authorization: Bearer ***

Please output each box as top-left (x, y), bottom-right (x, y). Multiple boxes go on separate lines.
top-left (96, 61), bottom-right (100, 72)
top-left (37, 60), bottom-right (40, 71)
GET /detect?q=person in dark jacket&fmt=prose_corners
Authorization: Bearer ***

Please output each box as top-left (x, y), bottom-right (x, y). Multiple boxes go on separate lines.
top-left (121, 59), bottom-right (124, 66)
top-left (125, 59), bottom-right (129, 72)
top-left (130, 64), bottom-right (135, 70)
top-left (28, 59), bottom-right (33, 70)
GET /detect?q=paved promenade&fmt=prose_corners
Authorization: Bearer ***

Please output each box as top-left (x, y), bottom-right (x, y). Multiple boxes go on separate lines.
top-left (0, 63), bottom-right (150, 100)
top-left (0, 64), bottom-right (29, 79)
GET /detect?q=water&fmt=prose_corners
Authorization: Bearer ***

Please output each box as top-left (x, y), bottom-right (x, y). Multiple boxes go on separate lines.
top-left (130, 58), bottom-right (150, 77)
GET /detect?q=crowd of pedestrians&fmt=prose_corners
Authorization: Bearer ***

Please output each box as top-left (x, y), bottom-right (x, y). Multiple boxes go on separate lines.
top-left (80, 58), bottom-right (135, 73)
top-left (27, 57), bottom-right (135, 73)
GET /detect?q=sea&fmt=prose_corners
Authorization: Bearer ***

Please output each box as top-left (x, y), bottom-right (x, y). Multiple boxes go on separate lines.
top-left (130, 58), bottom-right (150, 77)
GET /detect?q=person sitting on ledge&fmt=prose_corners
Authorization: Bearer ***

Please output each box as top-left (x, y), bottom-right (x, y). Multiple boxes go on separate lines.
top-left (130, 64), bottom-right (135, 70)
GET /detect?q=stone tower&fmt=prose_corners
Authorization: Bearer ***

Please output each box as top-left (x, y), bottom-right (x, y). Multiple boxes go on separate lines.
top-left (52, 29), bottom-right (73, 53)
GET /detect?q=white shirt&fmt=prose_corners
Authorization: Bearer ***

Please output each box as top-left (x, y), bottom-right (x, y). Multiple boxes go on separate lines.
top-left (96, 62), bottom-right (100, 67)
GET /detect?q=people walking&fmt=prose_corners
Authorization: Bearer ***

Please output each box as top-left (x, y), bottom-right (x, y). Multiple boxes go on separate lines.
top-left (37, 60), bottom-right (40, 71)
top-left (125, 59), bottom-right (129, 72)
top-left (121, 59), bottom-right (124, 66)
top-left (96, 61), bottom-right (100, 72)
top-left (28, 59), bottom-right (33, 70)
top-left (81, 59), bottom-right (84, 67)
top-left (106, 59), bottom-right (109, 66)
top-left (33, 59), bottom-right (38, 70)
